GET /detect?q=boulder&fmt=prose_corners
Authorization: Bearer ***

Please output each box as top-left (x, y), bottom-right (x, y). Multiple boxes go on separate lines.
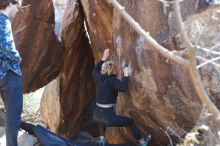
top-left (80, 0), bottom-right (203, 145)
top-left (57, 33), bottom-right (95, 137)
top-left (40, 0), bottom-right (96, 138)
top-left (12, 0), bottom-right (63, 93)
top-left (40, 78), bottom-right (62, 133)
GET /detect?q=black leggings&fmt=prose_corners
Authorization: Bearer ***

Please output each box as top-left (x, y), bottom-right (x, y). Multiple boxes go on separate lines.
top-left (93, 106), bottom-right (142, 140)
top-left (20, 121), bottom-right (35, 135)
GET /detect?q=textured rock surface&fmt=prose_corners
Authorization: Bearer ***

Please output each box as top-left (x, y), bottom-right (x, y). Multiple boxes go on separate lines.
top-left (23, 0), bottom-right (220, 145)
top-left (12, 0), bottom-right (63, 93)
top-left (40, 0), bottom-right (96, 138)
top-left (40, 78), bottom-right (62, 133)
top-left (108, 1), bottom-right (202, 145)
top-left (79, 0), bottom-right (204, 145)
top-left (58, 0), bottom-right (95, 137)
top-left (58, 34), bottom-right (95, 137)
top-left (80, 0), bottom-right (113, 60)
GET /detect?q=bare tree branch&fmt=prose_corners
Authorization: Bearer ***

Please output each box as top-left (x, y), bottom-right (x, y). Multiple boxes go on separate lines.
top-left (110, 0), bottom-right (189, 67)
top-left (197, 46), bottom-right (220, 56)
top-left (196, 56), bottom-right (220, 69)
top-left (209, 43), bottom-right (220, 51)
top-left (197, 56), bottom-right (220, 69)
top-left (174, 0), bottom-right (220, 121)
top-left (194, 18), bottom-right (211, 46)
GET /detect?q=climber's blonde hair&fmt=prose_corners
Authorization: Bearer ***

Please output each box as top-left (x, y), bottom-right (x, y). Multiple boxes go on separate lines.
top-left (101, 61), bottom-right (114, 76)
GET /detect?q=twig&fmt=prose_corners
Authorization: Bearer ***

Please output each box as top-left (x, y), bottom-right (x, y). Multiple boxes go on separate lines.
top-left (158, 0), bottom-right (184, 4)
top-left (197, 56), bottom-right (220, 69)
top-left (160, 127), bottom-right (174, 146)
top-left (196, 56), bottom-right (220, 68)
top-left (194, 13), bottom-right (211, 46)
top-left (197, 46), bottom-right (220, 56)
top-left (209, 43), bottom-right (220, 51)
top-left (167, 127), bottom-right (184, 141)
top-left (110, 0), bottom-right (189, 67)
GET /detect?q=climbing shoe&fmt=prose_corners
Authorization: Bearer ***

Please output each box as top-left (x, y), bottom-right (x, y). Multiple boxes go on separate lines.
top-left (98, 136), bottom-right (105, 146)
top-left (138, 134), bottom-right (151, 146)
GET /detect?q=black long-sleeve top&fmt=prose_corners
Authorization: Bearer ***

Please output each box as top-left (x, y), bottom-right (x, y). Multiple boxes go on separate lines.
top-left (92, 60), bottom-right (129, 104)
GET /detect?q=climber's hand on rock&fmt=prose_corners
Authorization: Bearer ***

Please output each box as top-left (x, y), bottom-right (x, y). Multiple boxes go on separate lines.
top-left (124, 67), bottom-right (129, 77)
top-left (102, 49), bottom-right (109, 61)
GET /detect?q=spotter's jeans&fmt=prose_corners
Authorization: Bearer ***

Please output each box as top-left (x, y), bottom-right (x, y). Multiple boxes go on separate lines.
top-left (93, 106), bottom-right (142, 140)
top-left (0, 70), bottom-right (23, 146)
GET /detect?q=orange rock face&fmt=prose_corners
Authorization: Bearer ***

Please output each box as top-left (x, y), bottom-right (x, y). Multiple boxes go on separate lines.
top-left (58, 0), bottom-right (95, 137)
top-left (80, 0), bottom-right (113, 60)
top-left (40, 0), bottom-right (96, 138)
top-left (12, 0), bottom-right (63, 93)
